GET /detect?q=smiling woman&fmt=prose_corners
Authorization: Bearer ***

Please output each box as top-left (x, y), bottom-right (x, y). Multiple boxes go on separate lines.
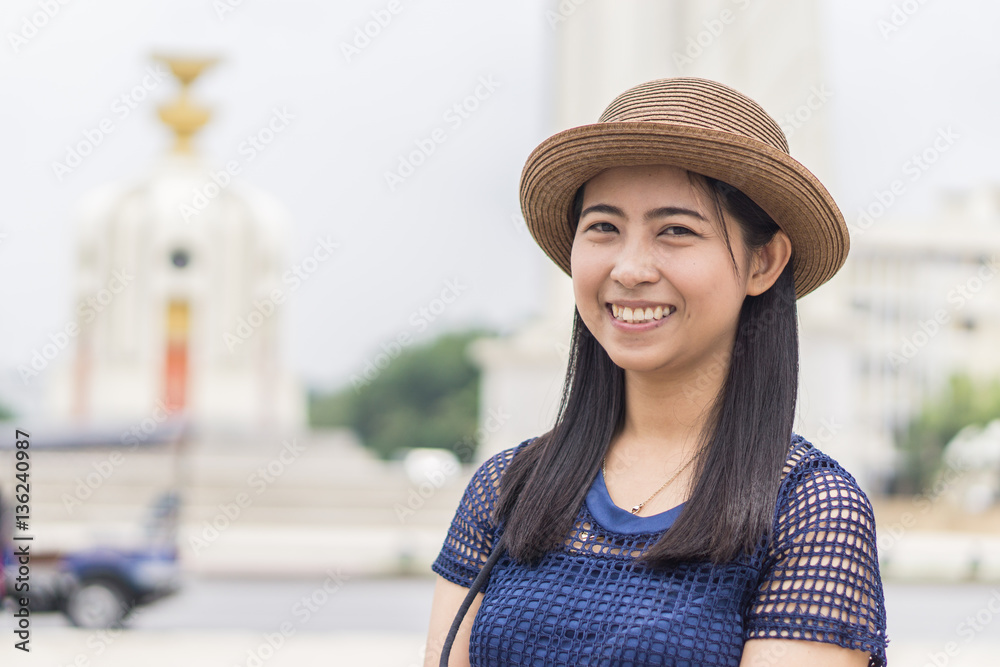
top-left (423, 78), bottom-right (888, 667)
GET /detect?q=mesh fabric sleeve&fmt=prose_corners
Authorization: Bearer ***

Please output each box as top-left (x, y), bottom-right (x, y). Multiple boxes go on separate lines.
top-left (431, 443), bottom-right (525, 588)
top-left (745, 448), bottom-right (889, 667)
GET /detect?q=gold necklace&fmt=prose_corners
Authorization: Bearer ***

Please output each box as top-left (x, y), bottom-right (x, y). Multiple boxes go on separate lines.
top-left (602, 447), bottom-right (703, 515)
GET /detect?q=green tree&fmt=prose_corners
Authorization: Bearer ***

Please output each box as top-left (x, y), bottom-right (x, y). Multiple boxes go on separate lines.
top-left (894, 373), bottom-right (1000, 493)
top-left (309, 329), bottom-right (490, 462)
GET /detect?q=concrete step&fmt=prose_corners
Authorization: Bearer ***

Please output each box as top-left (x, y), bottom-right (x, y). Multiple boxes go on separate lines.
top-left (30, 500), bottom-right (462, 527)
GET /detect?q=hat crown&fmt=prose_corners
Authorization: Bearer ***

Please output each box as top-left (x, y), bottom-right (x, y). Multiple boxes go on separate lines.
top-left (597, 77), bottom-right (789, 154)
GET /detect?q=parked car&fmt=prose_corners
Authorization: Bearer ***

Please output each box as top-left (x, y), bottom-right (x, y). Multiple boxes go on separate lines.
top-left (1, 419), bottom-right (186, 628)
top-left (2, 490), bottom-right (181, 628)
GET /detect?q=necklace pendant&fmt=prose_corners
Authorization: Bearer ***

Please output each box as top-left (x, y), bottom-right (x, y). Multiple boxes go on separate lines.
top-left (630, 503), bottom-right (643, 515)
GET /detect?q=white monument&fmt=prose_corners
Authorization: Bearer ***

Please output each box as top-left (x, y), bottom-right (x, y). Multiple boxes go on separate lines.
top-left (47, 56), bottom-right (306, 437)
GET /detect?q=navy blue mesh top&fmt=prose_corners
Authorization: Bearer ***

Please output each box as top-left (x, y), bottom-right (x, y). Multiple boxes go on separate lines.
top-left (432, 433), bottom-right (889, 666)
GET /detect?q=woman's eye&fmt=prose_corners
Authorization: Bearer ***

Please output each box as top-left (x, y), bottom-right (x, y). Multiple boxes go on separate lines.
top-left (586, 221), bottom-right (617, 233)
top-left (662, 225), bottom-right (694, 236)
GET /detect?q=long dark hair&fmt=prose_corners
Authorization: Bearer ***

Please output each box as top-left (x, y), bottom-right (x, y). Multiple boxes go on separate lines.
top-left (493, 173), bottom-right (799, 565)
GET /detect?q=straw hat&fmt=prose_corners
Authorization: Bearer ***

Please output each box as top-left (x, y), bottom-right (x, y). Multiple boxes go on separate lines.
top-left (519, 77), bottom-right (848, 299)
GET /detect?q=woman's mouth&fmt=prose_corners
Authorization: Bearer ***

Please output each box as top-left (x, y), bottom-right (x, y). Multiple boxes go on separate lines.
top-left (609, 303), bottom-right (676, 324)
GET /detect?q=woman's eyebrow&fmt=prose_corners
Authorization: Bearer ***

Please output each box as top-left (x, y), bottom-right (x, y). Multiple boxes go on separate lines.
top-left (645, 206), bottom-right (708, 221)
top-left (580, 203), bottom-right (625, 218)
top-left (580, 204), bottom-right (708, 221)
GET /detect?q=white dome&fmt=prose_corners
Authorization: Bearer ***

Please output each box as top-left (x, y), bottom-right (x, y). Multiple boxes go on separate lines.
top-left (55, 147), bottom-right (304, 434)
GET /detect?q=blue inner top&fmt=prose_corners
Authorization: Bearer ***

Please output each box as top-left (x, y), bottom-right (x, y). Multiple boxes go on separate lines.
top-left (585, 467), bottom-right (686, 534)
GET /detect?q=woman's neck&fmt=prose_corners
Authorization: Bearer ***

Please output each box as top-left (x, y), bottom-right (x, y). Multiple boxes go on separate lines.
top-left (602, 352), bottom-right (729, 515)
top-left (616, 348), bottom-right (730, 454)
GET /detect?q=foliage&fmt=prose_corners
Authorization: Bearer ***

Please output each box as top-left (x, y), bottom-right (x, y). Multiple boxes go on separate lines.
top-left (893, 373), bottom-right (1000, 494)
top-left (309, 329), bottom-right (490, 462)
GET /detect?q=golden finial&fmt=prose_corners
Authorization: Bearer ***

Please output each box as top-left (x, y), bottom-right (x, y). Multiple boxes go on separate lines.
top-left (153, 54), bottom-right (219, 154)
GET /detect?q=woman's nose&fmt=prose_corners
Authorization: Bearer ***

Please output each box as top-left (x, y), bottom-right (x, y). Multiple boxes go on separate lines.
top-left (609, 240), bottom-right (659, 288)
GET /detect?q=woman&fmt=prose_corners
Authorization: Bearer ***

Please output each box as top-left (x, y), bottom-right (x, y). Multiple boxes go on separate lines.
top-left (424, 78), bottom-right (888, 667)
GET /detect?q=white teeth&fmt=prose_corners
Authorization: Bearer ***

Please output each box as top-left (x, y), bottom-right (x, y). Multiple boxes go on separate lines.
top-left (611, 304), bottom-right (673, 323)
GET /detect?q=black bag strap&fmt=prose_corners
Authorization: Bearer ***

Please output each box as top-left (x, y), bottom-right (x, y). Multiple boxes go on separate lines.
top-left (438, 540), bottom-right (505, 666)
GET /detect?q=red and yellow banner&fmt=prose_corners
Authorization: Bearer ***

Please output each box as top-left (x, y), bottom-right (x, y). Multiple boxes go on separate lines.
top-left (163, 300), bottom-right (189, 412)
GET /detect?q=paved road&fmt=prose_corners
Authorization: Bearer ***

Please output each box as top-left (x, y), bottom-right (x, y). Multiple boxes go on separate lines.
top-left (6, 577), bottom-right (1000, 666)
top-left (135, 575), bottom-right (435, 633)
top-left (18, 575), bottom-right (433, 633)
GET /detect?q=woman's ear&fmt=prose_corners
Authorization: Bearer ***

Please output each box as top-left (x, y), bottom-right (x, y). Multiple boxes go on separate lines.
top-left (746, 230), bottom-right (792, 296)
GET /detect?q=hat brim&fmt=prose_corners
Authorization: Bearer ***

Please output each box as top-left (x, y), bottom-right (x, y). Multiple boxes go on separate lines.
top-left (519, 122), bottom-right (849, 300)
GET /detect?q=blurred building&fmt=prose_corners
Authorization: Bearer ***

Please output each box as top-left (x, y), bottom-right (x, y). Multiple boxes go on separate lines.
top-left (943, 416), bottom-right (1000, 512)
top-left (47, 57), bottom-right (306, 435)
top-left (843, 187), bottom-right (1000, 481)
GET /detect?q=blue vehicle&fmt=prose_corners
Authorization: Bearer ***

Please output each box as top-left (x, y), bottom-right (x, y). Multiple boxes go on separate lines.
top-left (1, 421), bottom-right (185, 629)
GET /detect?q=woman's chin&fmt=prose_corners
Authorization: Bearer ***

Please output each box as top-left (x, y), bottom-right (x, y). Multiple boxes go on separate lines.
top-left (606, 353), bottom-right (676, 375)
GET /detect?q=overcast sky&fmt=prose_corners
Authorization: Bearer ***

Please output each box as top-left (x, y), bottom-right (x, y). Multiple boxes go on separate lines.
top-left (2, 0), bottom-right (999, 415)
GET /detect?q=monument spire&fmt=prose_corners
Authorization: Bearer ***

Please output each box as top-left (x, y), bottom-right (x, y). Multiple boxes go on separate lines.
top-left (153, 54), bottom-right (218, 154)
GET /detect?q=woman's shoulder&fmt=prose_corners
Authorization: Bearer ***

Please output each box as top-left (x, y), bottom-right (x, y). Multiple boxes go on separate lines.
top-left (774, 432), bottom-right (878, 533)
top-left (780, 433), bottom-right (867, 490)
top-left (751, 434), bottom-right (888, 663)
top-left (461, 436), bottom-right (538, 502)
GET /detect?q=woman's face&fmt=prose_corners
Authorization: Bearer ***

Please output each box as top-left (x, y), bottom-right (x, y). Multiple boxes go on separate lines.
top-left (570, 164), bottom-right (767, 381)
